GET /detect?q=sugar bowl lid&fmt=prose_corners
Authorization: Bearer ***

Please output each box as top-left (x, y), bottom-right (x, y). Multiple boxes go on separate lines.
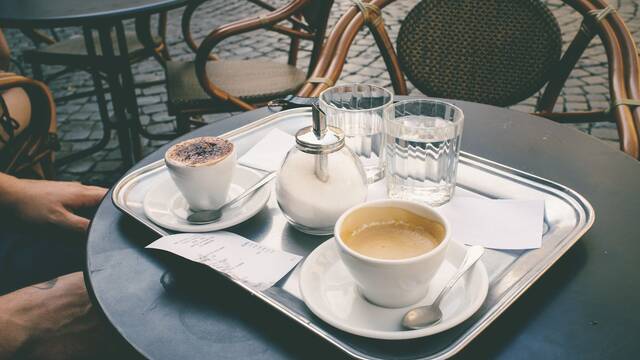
top-left (295, 105), bottom-right (345, 154)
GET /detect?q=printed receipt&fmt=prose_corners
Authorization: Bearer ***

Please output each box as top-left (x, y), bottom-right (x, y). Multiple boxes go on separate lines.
top-left (146, 232), bottom-right (302, 291)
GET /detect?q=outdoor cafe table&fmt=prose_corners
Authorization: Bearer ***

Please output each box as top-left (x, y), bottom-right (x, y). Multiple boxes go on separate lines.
top-left (0, 0), bottom-right (189, 167)
top-left (85, 99), bottom-right (640, 359)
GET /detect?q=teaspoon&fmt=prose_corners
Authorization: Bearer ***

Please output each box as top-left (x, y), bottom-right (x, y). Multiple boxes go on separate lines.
top-left (402, 245), bottom-right (485, 330)
top-left (187, 171), bottom-right (276, 224)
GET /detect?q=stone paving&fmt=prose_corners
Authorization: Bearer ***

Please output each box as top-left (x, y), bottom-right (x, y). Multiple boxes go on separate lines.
top-left (3, 0), bottom-right (639, 186)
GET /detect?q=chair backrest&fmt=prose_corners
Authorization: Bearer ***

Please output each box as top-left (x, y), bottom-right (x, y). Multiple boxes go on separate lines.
top-left (186, 0), bottom-right (333, 67)
top-left (0, 72), bottom-right (57, 178)
top-left (194, 0), bottom-right (335, 110)
top-left (396, 0), bottom-right (563, 107)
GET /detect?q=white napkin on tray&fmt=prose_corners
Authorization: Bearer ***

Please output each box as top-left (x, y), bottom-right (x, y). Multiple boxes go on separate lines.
top-left (238, 128), bottom-right (295, 172)
top-left (369, 179), bottom-right (545, 250)
top-left (437, 196), bottom-right (544, 250)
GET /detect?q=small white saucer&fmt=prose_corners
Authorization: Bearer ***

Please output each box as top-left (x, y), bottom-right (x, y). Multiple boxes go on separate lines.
top-left (143, 166), bottom-right (271, 232)
top-left (299, 239), bottom-right (489, 340)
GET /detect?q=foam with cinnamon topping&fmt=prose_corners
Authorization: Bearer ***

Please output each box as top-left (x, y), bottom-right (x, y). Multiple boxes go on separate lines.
top-left (166, 137), bottom-right (233, 166)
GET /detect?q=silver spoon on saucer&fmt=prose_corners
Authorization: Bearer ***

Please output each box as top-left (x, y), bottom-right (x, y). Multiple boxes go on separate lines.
top-left (402, 245), bottom-right (485, 330)
top-left (187, 171), bottom-right (276, 224)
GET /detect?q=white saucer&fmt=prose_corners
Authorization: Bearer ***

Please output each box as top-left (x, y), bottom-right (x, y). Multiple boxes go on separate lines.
top-left (299, 239), bottom-right (489, 340)
top-left (143, 166), bottom-right (271, 232)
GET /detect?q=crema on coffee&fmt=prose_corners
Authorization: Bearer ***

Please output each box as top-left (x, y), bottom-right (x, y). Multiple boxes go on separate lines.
top-left (340, 206), bottom-right (445, 260)
top-left (166, 136), bottom-right (233, 167)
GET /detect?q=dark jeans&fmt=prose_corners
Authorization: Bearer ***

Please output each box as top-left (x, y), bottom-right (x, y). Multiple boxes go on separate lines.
top-left (0, 215), bottom-right (145, 358)
top-left (0, 217), bottom-right (84, 296)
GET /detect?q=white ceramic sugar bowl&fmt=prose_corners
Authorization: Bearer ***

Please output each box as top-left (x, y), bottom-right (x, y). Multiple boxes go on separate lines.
top-left (276, 106), bottom-right (367, 235)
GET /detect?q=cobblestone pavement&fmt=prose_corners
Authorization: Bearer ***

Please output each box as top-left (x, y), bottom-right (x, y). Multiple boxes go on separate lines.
top-left (3, 0), bottom-right (639, 186)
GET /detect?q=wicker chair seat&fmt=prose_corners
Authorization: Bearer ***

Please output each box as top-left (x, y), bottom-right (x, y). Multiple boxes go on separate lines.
top-left (166, 60), bottom-right (307, 114)
top-left (396, 0), bottom-right (562, 107)
top-left (23, 32), bottom-right (160, 65)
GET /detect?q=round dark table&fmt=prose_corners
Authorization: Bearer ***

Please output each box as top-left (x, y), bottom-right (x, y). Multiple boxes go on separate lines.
top-left (0, 0), bottom-right (189, 166)
top-left (0, 0), bottom-right (187, 28)
top-left (86, 102), bottom-right (640, 359)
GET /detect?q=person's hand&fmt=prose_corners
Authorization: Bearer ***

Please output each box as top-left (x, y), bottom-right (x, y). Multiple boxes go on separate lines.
top-left (4, 178), bottom-right (107, 233)
top-left (0, 272), bottom-right (132, 360)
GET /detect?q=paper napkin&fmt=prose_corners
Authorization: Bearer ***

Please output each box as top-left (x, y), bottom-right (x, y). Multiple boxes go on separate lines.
top-left (437, 197), bottom-right (545, 250)
top-left (238, 128), bottom-right (295, 172)
top-left (368, 181), bottom-right (544, 250)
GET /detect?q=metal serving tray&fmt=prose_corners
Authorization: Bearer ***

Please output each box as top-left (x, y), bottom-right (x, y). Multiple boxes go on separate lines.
top-left (112, 108), bottom-right (594, 360)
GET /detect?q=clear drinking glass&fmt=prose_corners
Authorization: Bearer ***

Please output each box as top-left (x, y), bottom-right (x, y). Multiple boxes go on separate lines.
top-left (385, 99), bottom-right (464, 206)
top-left (319, 84), bottom-right (393, 183)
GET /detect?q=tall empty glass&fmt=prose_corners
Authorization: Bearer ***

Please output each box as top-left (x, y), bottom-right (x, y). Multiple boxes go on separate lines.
top-left (385, 99), bottom-right (464, 206)
top-left (319, 84), bottom-right (393, 183)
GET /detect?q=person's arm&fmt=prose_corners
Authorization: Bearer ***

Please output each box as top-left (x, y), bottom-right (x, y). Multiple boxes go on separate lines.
top-left (0, 272), bottom-right (121, 359)
top-left (0, 173), bottom-right (107, 233)
top-left (0, 285), bottom-right (29, 357)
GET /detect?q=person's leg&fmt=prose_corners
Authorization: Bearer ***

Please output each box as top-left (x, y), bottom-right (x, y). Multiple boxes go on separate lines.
top-left (0, 272), bottom-right (142, 359)
top-left (0, 219), bottom-right (142, 359)
top-left (0, 216), bottom-right (84, 296)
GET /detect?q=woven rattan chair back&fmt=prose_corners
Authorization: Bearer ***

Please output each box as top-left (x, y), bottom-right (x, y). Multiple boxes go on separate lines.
top-left (396, 0), bottom-right (563, 107)
top-left (0, 73), bottom-right (57, 179)
top-left (184, 0), bottom-right (335, 116)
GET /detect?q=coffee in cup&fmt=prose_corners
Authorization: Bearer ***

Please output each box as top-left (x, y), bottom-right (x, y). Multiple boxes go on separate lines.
top-left (340, 206), bottom-right (445, 260)
top-left (335, 200), bottom-right (450, 308)
top-left (165, 136), bottom-right (236, 211)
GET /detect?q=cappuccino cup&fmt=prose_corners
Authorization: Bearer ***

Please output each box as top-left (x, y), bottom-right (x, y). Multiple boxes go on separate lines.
top-left (334, 199), bottom-right (450, 308)
top-left (164, 136), bottom-right (236, 211)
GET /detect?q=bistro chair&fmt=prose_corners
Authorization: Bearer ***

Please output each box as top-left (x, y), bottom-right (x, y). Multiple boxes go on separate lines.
top-left (298, 0), bottom-right (640, 159)
top-left (165, 0), bottom-right (334, 132)
top-left (0, 72), bottom-right (57, 179)
top-left (15, 14), bottom-right (170, 163)
top-left (21, 13), bottom-right (170, 87)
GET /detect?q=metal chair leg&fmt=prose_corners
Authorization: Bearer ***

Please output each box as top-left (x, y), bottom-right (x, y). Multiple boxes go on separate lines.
top-left (31, 62), bottom-right (43, 81)
top-left (40, 152), bottom-right (55, 179)
top-left (176, 113), bottom-right (191, 134)
top-left (159, 44), bottom-right (171, 61)
top-left (57, 27), bottom-right (120, 167)
top-left (114, 22), bottom-right (144, 161)
top-left (94, 25), bottom-right (135, 166)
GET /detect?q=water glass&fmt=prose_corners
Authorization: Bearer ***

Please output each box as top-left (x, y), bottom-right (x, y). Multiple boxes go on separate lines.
top-left (319, 84), bottom-right (393, 183)
top-left (384, 99), bottom-right (464, 206)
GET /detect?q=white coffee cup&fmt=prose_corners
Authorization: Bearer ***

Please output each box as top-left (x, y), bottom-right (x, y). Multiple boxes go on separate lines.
top-left (334, 199), bottom-right (450, 308)
top-left (164, 137), bottom-right (237, 211)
